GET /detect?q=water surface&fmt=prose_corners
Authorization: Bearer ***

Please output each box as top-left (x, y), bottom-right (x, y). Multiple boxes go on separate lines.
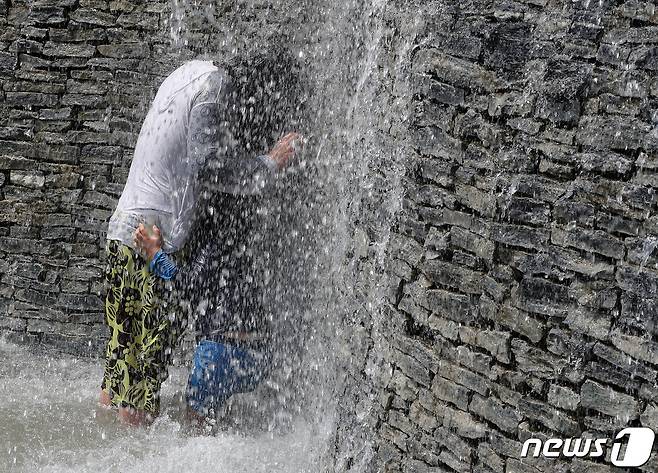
top-left (0, 340), bottom-right (329, 473)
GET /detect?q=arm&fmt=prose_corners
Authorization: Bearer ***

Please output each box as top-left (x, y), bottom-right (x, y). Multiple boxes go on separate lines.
top-left (149, 245), bottom-right (211, 282)
top-left (149, 249), bottom-right (178, 281)
top-left (204, 74), bottom-right (301, 196)
top-left (135, 224), bottom-right (210, 282)
top-left (209, 145), bottom-right (279, 196)
top-left (209, 131), bottom-right (301, 195)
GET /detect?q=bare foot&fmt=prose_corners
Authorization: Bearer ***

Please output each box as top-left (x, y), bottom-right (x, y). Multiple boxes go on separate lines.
top-left (118, 407), bottom-right (154, 427)
top-left (183, 408), bottom-right (212, 435)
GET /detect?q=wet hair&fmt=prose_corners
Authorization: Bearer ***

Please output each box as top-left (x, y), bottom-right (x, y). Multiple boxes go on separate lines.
top-left (219, 45), bottom-right (303, 155)
top-left (190, 46), bottom-right (304, 246)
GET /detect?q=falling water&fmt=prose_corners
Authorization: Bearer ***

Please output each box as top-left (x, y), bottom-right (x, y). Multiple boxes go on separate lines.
top-left (0, 0), bottom-right (406, 471)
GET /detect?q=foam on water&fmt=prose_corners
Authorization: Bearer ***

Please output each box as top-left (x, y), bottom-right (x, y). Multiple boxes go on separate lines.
top-left (0, 340), bottom-right (330, 473)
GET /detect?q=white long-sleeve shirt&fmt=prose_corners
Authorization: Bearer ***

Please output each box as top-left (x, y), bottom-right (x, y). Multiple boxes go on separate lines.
top-left (107, 60), bottom-right (276, 253)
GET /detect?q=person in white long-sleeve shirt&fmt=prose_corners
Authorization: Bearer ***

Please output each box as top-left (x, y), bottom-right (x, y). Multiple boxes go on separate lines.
top-left (99, 58), bottom-right (301, 426)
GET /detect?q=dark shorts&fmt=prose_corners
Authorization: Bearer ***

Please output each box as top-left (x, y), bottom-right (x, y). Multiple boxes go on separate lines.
top-left (186, 340), bottom-right (270, 416)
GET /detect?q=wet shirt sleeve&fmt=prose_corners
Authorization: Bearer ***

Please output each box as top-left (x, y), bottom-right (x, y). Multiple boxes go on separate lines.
top-left (210, 150), bottom-right (278, 196)
top-left (149, 245), bottom-right (212, 282)
top-left (149, 250), bottom-right (178, 280)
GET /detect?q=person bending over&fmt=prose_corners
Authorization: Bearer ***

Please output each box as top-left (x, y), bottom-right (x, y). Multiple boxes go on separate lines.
top-left (100, 56), bottom-right (300, 426)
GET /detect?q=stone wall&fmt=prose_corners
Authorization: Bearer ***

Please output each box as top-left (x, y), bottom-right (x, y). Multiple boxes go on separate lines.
top-left (0, 0), bottom-right (308, 355)
top-left (3, 0), bottom-right (658, 472)
top-left (332, 1), bottom-right (658, 473)
top-left (0, 0), bottom-right (348, 436)
top-left (0, 0), bottom-right (185, 354)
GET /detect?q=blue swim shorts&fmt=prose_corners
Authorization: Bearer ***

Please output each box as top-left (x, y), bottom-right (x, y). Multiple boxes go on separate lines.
top-left (186, 340), bottom-right (270, 416)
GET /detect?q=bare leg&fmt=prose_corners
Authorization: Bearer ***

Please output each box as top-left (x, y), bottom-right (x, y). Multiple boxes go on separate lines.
top-left (99, 389), bottom-right (112, 407)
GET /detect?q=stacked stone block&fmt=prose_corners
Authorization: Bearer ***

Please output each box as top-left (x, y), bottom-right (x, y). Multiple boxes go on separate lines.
top-left (334, 1), bottom-right (658, 472)
top-left (0, 0), bottom-right (177, 354)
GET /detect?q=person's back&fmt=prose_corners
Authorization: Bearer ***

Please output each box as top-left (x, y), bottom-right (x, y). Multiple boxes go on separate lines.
top-left (193, 193), bottom-right (271, 345)
top-left (108, 60), bottom-right (222, 252)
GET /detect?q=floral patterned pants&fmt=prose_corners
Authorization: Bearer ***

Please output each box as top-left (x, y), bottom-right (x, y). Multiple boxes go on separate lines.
top-left (101, 240), bottom-right (175, 413)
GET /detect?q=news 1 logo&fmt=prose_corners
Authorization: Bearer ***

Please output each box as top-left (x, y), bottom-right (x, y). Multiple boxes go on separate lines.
top-left (520, 427), bottom-right (656, 467)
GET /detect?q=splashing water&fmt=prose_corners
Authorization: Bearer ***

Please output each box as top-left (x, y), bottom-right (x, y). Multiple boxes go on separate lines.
top-left (0, 340), bottom-right (332, 472)
top-left (2, 0), bottom-right (407, 470)
top-left (639, 236), bottom-right (658, 270)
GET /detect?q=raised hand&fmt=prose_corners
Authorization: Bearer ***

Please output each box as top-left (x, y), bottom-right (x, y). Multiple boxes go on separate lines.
top-left (267, 132), bottom-right (304, 170)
